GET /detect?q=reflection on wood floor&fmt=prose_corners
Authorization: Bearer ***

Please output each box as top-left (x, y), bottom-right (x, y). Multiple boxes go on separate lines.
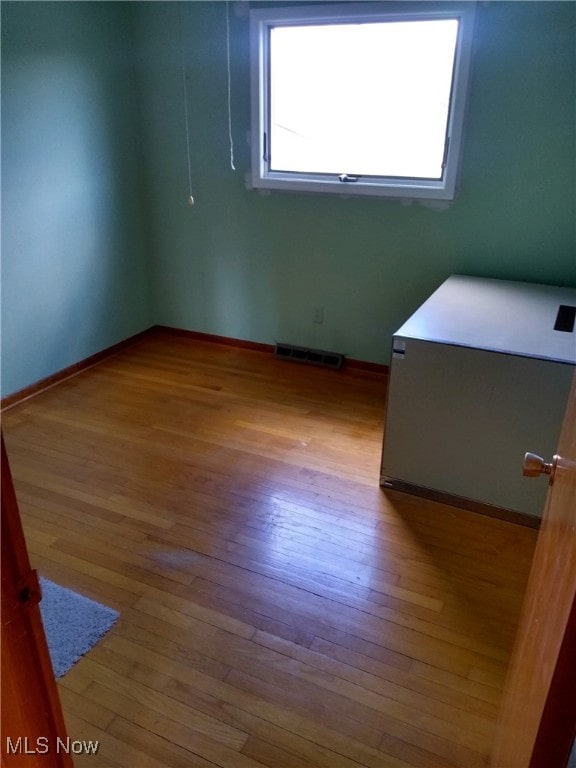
top-left (2, 330), bottom-right (537, 768)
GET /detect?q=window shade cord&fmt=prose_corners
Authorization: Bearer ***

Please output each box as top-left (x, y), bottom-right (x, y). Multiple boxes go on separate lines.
top-left (226, 1), bottom-right (236, 171)
top-left (178, 3), bottom-right (195, 204)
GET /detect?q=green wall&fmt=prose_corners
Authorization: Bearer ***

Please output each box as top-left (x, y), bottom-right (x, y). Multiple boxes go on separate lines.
top-left (135, 0), bottom-right (575, 363)
top-left (2, 1), bottom-right (575, 398)
top-left (1, 2), bottom-right (153, 397)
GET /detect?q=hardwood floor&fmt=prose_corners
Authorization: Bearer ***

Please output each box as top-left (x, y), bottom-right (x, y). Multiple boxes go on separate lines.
top-left (2, 331), bottom-right (537, 768)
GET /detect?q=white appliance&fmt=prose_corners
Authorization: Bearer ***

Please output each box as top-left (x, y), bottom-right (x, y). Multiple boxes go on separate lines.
top-left (380, 275), bottom-right (576, 522)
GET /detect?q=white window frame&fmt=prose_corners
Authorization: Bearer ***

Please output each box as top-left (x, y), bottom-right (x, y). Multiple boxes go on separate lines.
top-left (250, 2), bottom-right (476, 201)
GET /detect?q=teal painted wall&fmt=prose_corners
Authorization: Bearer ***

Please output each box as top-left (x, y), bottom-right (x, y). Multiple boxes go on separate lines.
top-left (135, 0), bottom-right (575, 363)
top-left (1, 2), bottom-right (153, 397)
top-left (2, 2), bottom-right (575, 398)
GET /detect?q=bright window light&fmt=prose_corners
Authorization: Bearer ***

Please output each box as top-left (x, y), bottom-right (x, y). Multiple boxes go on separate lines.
top-left (270, 20), bottom-right (458, 178)
top-left (250, 4), bottom-right (476, 201)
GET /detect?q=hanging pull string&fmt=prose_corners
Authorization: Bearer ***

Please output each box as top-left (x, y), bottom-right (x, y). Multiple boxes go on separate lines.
top-left (226, 1), bottom-right (236, 171)
top-left (178, 2), bottom-right (195, 205)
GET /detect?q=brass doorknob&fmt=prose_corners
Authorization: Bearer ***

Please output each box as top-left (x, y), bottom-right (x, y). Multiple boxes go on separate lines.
top-left (523, 452), bottom-right (557, 479)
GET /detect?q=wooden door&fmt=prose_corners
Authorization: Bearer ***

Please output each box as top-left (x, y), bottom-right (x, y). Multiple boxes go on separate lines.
top-left (490, 372), bottom-right (576, 767)
top-left (1, 435), bottom-right (73, 767)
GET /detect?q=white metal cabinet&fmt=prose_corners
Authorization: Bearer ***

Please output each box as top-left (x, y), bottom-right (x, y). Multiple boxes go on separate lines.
top-left (380, 275), bottom-right (576, 520)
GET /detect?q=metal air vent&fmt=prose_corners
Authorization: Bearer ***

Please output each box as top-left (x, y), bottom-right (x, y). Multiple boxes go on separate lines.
top-left (274, 343), bottom-right (344, 370)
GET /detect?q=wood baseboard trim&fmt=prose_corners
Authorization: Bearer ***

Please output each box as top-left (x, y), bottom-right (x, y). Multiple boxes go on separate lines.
top-left (1, 325), bottom-right (388, 411)
top-left (155, 326), bottom-right (388, 376)
top-left (345, 357), bottom-right (389, 375)
top-left (155, 326), bottom-right (275, 355)
top-left (1, 328), bottom-right (156, 412)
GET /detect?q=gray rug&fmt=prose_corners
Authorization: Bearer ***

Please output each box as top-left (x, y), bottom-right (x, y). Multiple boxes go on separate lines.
top-left (39, 578), bottom-right (119, 678)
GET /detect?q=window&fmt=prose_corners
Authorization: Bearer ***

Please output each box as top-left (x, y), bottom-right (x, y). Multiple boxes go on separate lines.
top-left (250, 3), bottom-right (475, 201)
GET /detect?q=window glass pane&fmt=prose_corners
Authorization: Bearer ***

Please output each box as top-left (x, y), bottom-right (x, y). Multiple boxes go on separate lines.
top-left (269, 19), bottom-right (459, 179)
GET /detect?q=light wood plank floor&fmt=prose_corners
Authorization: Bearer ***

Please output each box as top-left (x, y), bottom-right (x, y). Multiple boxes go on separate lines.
top-left (2, 331), bottom-right (537, 768)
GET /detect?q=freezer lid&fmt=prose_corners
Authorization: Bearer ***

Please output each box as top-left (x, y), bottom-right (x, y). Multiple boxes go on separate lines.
top-left (395, 275), bottom-right (576, 363)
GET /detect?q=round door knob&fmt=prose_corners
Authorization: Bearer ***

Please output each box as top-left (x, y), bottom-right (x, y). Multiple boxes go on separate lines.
top-left (523, 452), bottom-right (554, 477)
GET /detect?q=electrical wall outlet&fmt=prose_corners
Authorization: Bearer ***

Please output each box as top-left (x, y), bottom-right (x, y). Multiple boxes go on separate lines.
top-left (313, 307), bottom-right (324, 324)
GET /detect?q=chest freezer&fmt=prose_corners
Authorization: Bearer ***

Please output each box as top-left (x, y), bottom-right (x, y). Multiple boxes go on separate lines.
top-left (380, 275), bottom-right (576, 522)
